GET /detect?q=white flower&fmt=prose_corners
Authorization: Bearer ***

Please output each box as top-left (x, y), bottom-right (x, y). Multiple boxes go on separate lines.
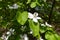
top-left (45, 22), bottom-right (52, 27)
top-left (8, 3), bottom-right (18, 9)
top-left (30, 30), bottom-right (33, 34)
top-left (28, 12), bottom-right (41, 22)
top-left (1, 34), bottom-right (9, 40)
top-left (6, 32), bottom-right (10, 35)
top-left (6, 28), bottom-right (15, 35)
top-left (40, 37), bottom-right (44, 40)
top-left (6, 28), bottom-right (15, 40)
top-left (1, 28), bottom-right (15, 40)
top-left (24, 34), bottom-right (28, 40)
top-left (41, 24), bottom-right (46, 26)
top-left (1, 35), bottom-right (6, 40)
top-left (9, 28), bottom-right (15, 35)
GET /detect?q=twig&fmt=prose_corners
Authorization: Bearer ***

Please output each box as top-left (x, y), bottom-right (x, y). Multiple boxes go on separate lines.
top-left (48, 0), bottom-right (55, 24)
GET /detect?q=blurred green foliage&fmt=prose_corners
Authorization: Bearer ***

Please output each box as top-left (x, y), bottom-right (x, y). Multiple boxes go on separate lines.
top-left (0, 0), bottom-right (60, 40)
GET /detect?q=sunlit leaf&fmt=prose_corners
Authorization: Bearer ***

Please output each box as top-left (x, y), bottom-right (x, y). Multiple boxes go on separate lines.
top-left (27, 0), bottom-right (31, 4)
top-left (16, 11), bottom-right (28, 25)
top-left (40, 26), bottom-right (47, 33)
top-left (30, 2), bottom-right (36, 8)
top-left (29, 19), bottom-right (40, 38)
top-left (45, 31), bottom-right (60, 40)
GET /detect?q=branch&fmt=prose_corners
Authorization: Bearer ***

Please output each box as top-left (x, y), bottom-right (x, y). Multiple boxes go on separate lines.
top-left (48, 0), bottom-right (55, 24)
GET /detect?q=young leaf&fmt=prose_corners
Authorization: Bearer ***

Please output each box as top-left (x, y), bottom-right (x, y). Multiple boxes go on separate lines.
top-left (30, 2), bottom-right (36, 8)
top-left (16, 11), bottom-right (28, 25)
top-left (54, 34), bottom-right (60, 40)
top-left (45, 31), bottom-right (60, 40)
top-left (29, 19), bottom-right (40, 38)
top-left (27, 0), bottom-right (31, 4)
top-left (40, 26), bottom-right (47, 33)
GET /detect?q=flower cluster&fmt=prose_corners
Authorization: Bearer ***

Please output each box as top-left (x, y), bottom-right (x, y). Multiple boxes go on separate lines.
top-left (8, 3), bottom-right (18, 9)
top-left (28, 12), bottom-right (41, 22)
top-left (41, 22), bottom-right (52, 27)
top-left (1, 28), bottom-right (15, 40)
top-left (20, 34), bottom-right (28, 40)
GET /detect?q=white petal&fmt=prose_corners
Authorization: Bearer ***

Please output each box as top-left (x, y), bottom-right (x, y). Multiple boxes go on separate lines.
top-left (9, 4), bottom-right (18, 9)
top-left (13, 4), bottom-right (17, 6)
top-left (6, 32), bottom-right (10, 34)
top-left (9, 28), bottom-right (12, 31)
top-left (45, 22), bottom-right (52, 27)
top-left (28, 12), bottom-right (33, 19)
top-left (24, 34), bottom-right (28, 40)
top-left (30, 30), bottom-right (33, 34)
top-left (13, 4), bottom-right (18, 9)
top-left (47, 25), bottom-right (52, 27)
top-left (13, 6), bottom-right (18, 9)
top-left (10, 28), bottom-right (15, 32)
top-left (9, 6), bottom-right (14, 9)
top-left (12, 29), bottom-right (15, 32)
top-left (33, 18), bottom-right (38, 22)
top-left (37, 17), bottom-right (41, 19)
top-left (40, 37), bottom-right (44, 40)
top-left (13, 4), bottom-right (18, 7)
top-left (1, 35), bottom-right (7, 40)
top-left (49, 25), bottom-right (52, 27)
top-left (41, 24), bottom-right (45, 26)
top-left (6, 36), bottom-right (9, 40)
top-left (34, 12), bottom-right (38, 17)
top-left (45, 22), bottom-right (48, 25)
top-left (9, 28), bottom-right (15, 34)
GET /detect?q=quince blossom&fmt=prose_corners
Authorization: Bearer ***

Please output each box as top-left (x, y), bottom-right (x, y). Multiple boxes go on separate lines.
top-left (40, 37), bottom-right (44, 40)
top-left (41, 24), bottom-right (46, 26)
top-left (1, 34), bottom-right (7, 40)
top-left (28, 12), bottom-right (41, 22)
top-left (1, 28), bottom-right (15, 40)
top-left (41, 22), bottom-right (52, 27)
top-left (8, 3), bottom-right (18, 9)
top-left (24, 34), bottom-right (28, 40)
top-left (45, 22), bottom-right (52, 27)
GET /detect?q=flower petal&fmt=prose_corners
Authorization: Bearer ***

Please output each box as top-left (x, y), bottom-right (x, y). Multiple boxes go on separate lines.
top-left (41, 24), bottom-right (46, 26)
top-left (34, 12), bottom-right (38, 17)
top-left (45, 22), bottom-right (52, 27)
top-left (37, 17), bottom-right (41, 19)
top-left (30, 30), bottom-right (33, 34)
top-left (8, 4), bottom-right (18, 9)
top-left (28, 12), bottom-right (33, 19)
top-left (24, 34), bottom-right (28, 40)
top-left (6, 32), bottom-right (10, 35)
top-left (33, 18), bottom-right (38, 22)
top-left (40, 37), bottom-right (44, 40)
top-left (13, 4), bottom-right (18, 9)
top-left (9, 6), bottom-right (14, 9)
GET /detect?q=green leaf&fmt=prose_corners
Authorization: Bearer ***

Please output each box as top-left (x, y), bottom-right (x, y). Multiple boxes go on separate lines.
top-left (45, 31), bottom-right (60, 40)
top-left (29, 19), bottom-right (40, 38)
top-left (16, 11), bottom-right (28, 25)
top-left (27, 0), bottom-right (31, 4)
top-left (47, 27), bottom-right (54, 32)
top-left (54, 34), bottom-right (60, 40)
top-left (40, 26), bottom-right (47, 33)
top-left (30, 2), bottom-right (36, 8)
top-left (36, 2), bottom-right (41, 6)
